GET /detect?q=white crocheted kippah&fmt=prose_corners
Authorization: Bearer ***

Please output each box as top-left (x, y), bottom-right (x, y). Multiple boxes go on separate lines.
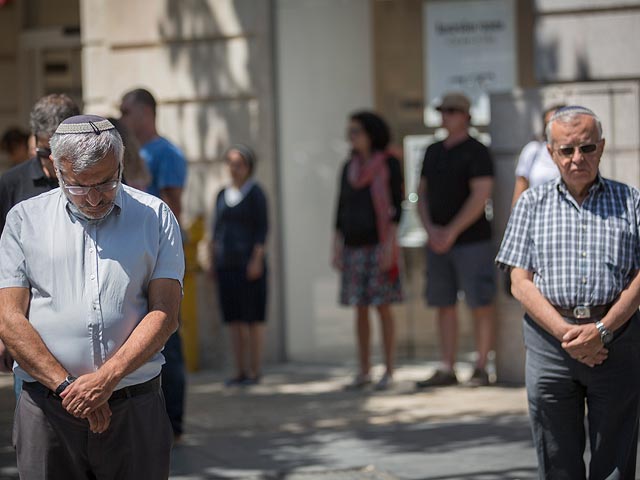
top-left (54, 115), bottom-right (115, 135)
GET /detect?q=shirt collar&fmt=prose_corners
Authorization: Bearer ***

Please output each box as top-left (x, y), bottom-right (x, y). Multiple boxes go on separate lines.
top-left (556, 172), bottom-right (606, 197)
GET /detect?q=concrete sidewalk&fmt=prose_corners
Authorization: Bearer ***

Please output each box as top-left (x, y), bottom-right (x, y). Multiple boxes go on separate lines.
top-left (0, 362), bottom-right (538, 479)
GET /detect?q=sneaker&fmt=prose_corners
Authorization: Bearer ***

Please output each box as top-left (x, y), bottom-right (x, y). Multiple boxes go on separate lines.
top-left (466, 367), bottom-right (490, 387)
top-left (374, 373), bottom-right (394, 391)
top-left (242, 375), bottom-right (261, 386)
top-left (344, 373), bottom-right (371, 391)
top-left (224, 374), bottom-right (248, 387)
top-left (415, 369), bottom-right (458, 389)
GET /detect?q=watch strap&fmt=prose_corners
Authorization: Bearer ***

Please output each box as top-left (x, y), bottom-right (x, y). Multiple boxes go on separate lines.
top-left (595, 321), bottom-right (612, 345)
top-left (54, 375), bottom-right (77, 396)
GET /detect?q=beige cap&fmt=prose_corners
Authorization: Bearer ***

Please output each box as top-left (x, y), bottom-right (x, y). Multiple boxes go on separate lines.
top-left (436, 92), bottom-right (471, 113)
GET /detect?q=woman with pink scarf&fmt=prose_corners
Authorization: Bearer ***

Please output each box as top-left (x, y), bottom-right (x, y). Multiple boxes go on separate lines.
top-left (332, 111), bottom-right (403, 390)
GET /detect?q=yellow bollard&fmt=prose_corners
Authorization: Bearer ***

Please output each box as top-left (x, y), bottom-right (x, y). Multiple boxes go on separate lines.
top-left (181, 215), bottom-right (205, 372)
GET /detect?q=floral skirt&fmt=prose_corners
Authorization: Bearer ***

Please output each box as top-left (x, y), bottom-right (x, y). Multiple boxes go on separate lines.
top-left (340, 244), bottom-right (403, 306)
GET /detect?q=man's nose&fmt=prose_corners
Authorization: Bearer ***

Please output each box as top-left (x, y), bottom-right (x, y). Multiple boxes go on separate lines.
top-left (571, 149), bottom-right (585, 163)
top-left (85, 188), bottom-right (101, 206)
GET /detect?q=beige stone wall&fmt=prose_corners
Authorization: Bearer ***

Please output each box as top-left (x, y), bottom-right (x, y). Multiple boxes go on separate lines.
top-left (0, 2), bottom-right (23, 169)
top-left (80, 0), bottom-right (281, 369)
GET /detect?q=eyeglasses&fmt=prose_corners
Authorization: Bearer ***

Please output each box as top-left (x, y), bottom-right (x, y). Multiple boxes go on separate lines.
top-left (555, 143), bottom-right (599, 158)
top-left (439, 108), bottom-right (464, 115)
top-left (36, 147), bottom-right (52, 159)
top-left (59, 165), bottom-right (121, 196)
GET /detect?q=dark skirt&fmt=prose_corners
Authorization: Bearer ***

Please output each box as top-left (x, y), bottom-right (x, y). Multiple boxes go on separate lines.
top-left (340, 244), bottom-right (403, 306)
top-left (216, 267), bottom-right (267, 323)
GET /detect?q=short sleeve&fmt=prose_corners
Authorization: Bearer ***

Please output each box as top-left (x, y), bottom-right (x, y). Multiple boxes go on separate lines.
top-left (515, 141), bottom-right (541, 180)
top-left (156, 148), bottom-right (187, 191)
top-left (420, 144), bottom-right (436, 179)
top-left (151, 203), bottom-right (185, 288)
top-left (0, 207), bottom-right (29, 289)
top-left (468, 142), bottom-right (494, 178)
top-left (495, 194), bottom-right (534, 272)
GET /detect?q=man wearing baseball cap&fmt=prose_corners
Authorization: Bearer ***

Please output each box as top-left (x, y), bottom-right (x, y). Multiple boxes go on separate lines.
top-left (416, 92), bottom-right (496, 388)
top-left (0, 115), bottom-right (184, 478)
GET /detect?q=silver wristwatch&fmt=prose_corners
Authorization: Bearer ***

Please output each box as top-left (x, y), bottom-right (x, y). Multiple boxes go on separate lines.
top-left (595, 320), bottom-right (613, 346)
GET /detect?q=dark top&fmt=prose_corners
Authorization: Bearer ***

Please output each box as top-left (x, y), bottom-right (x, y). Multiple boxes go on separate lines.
top-left (213, 183), bottom-right (268, 269)
top-left (0, 157), bottom-right (59, 234)
top-left (335, 155), bottom-right (403, 247)
top-left (420, 136), bottom-right (493, 245)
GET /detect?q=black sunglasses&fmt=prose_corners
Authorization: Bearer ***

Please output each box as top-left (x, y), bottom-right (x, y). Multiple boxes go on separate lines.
top-left (555, 143), bottom-right (598, 158)
top-left (36, 147), bottom-right (52, 159)
top-left (439, 108), bottom-right (465, 115)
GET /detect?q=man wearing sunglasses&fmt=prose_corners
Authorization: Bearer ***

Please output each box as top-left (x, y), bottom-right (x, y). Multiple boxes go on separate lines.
top-left (416, 92), bottom-right (496, 388)
top-left (497, 106), bottom-right (640, 478)
top-left (0, 94), bottom-right (79, 391)
top-left (0, 115), bottom-right (184, 479)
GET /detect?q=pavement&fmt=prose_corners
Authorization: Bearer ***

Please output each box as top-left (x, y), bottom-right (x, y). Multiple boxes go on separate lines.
top-left (0, 361), bottom-right (541, 480)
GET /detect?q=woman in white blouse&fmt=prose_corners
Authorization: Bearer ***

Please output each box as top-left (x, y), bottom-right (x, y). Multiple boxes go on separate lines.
top-left (511, 104), bottom-right (565, 208)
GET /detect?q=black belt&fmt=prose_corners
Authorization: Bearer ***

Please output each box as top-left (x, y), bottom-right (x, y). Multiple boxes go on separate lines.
top-left (24, 375), bottom-right (160, 401)
top-left (554, 304), bottom-right (612, 324)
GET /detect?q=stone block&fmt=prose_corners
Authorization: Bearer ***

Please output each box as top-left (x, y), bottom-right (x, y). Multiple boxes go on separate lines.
top-left (536, 11), bottom-right (640, 82)
top-left (81, 45), bottom-right (110, 105)
top-left (103, 0), bottom-right (268, 47)
top-left (154, 99), bottom-right (260, 163)
top-left (535, 0), bottom-right (640, 13)
top-left (600, 150), bottom-right (640, 188)
top-left (79, 0), bottom-right (106, 44)
top-left (108, 38), bottom-right (256, 101)
top-left (490, 90), bottom-right (546, 152)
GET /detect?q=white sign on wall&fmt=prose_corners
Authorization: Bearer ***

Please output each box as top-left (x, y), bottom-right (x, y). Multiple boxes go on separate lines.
top-left (423, 0), bottom-right (516, 126)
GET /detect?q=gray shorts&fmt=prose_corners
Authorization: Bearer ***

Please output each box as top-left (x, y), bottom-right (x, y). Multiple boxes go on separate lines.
top-left (425, 240), bottom-right (496, 308)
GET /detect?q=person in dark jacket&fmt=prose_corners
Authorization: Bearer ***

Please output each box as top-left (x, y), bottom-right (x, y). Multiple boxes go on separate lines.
top-left (211, 144), bottom-right (268, 386)
top-left (332, 111), bottom-right (403, 391)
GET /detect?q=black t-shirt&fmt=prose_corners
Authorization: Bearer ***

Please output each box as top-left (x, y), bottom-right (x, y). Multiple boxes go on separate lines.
top-left (420, 136), bottom-right (493, 245)
top-left (335, 155), bottom-right (403, 247)
top-left (0, 157), bottom-right (59, 234)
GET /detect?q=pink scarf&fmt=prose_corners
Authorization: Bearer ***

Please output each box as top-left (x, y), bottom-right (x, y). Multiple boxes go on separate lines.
top-left (347, 151), bottom-right (399, 276)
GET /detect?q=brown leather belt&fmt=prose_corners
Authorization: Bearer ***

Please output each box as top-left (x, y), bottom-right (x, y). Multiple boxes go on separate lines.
top-left (554, 304), bottom-right (612, 324)
top-left (25, 375), bottom-right (160, 402)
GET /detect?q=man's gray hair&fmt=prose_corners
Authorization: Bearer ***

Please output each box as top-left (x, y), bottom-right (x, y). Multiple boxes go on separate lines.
top-left (29, 94), bottom-right (80, 139)
top-left (50, 128), bottom-right (124, 173)
top-left (545, 106), bottom-right (603, 145)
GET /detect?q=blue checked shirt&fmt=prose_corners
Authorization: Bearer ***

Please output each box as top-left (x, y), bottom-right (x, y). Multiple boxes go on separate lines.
top-left (496, 175), bottom-right (640, 308)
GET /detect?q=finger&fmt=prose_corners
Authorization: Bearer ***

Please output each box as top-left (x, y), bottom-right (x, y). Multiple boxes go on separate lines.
top-left (94, 406), bottom-right (110, 433)
top-left (561, 329), bottom-right (580, 342)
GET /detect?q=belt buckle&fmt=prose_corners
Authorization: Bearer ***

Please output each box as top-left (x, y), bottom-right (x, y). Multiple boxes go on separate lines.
top-left (573, 306), bottom-right (591, 319)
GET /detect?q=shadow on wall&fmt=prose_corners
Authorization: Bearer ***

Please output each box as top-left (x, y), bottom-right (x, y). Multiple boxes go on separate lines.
top-left (157, 0), bottom-right (258, 164)
top-left (536, 35), bottom-right (592, 83)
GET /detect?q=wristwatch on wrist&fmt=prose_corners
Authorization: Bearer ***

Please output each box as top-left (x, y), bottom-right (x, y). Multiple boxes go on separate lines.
top-left (595, 320), bottom-right (613, 346)
top-left (55, 375), bottom-right (77, 396)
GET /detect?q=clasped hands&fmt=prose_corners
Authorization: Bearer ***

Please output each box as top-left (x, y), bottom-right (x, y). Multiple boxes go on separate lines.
top-left (561, 323), bottom-right (608, 367)
top-left (427, 226), bottom-right (457, 255)
top-left (59, 371), bottom-right (116, 434)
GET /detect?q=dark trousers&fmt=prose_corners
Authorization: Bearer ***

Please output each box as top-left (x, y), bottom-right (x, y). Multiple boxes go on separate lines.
top-left (524, 313), bottom-right (640, 480)
top-left (161, 330), bottom-right (186, 436)
top-left (14, 382), bottom-right (172, 480)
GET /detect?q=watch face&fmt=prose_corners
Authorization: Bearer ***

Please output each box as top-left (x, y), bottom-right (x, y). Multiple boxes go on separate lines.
top-left (603, 331), bottom-right (613, 345)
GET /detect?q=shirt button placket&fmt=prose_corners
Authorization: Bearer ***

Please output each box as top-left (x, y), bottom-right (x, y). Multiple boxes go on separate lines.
top-left (578, 215), bottom-right (587, 301)
top-left (88, 225), bottom-right (103, 365)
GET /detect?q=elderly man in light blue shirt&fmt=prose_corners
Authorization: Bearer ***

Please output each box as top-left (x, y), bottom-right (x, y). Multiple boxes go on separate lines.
top-left (0, 115), bottom-right (184, 480)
